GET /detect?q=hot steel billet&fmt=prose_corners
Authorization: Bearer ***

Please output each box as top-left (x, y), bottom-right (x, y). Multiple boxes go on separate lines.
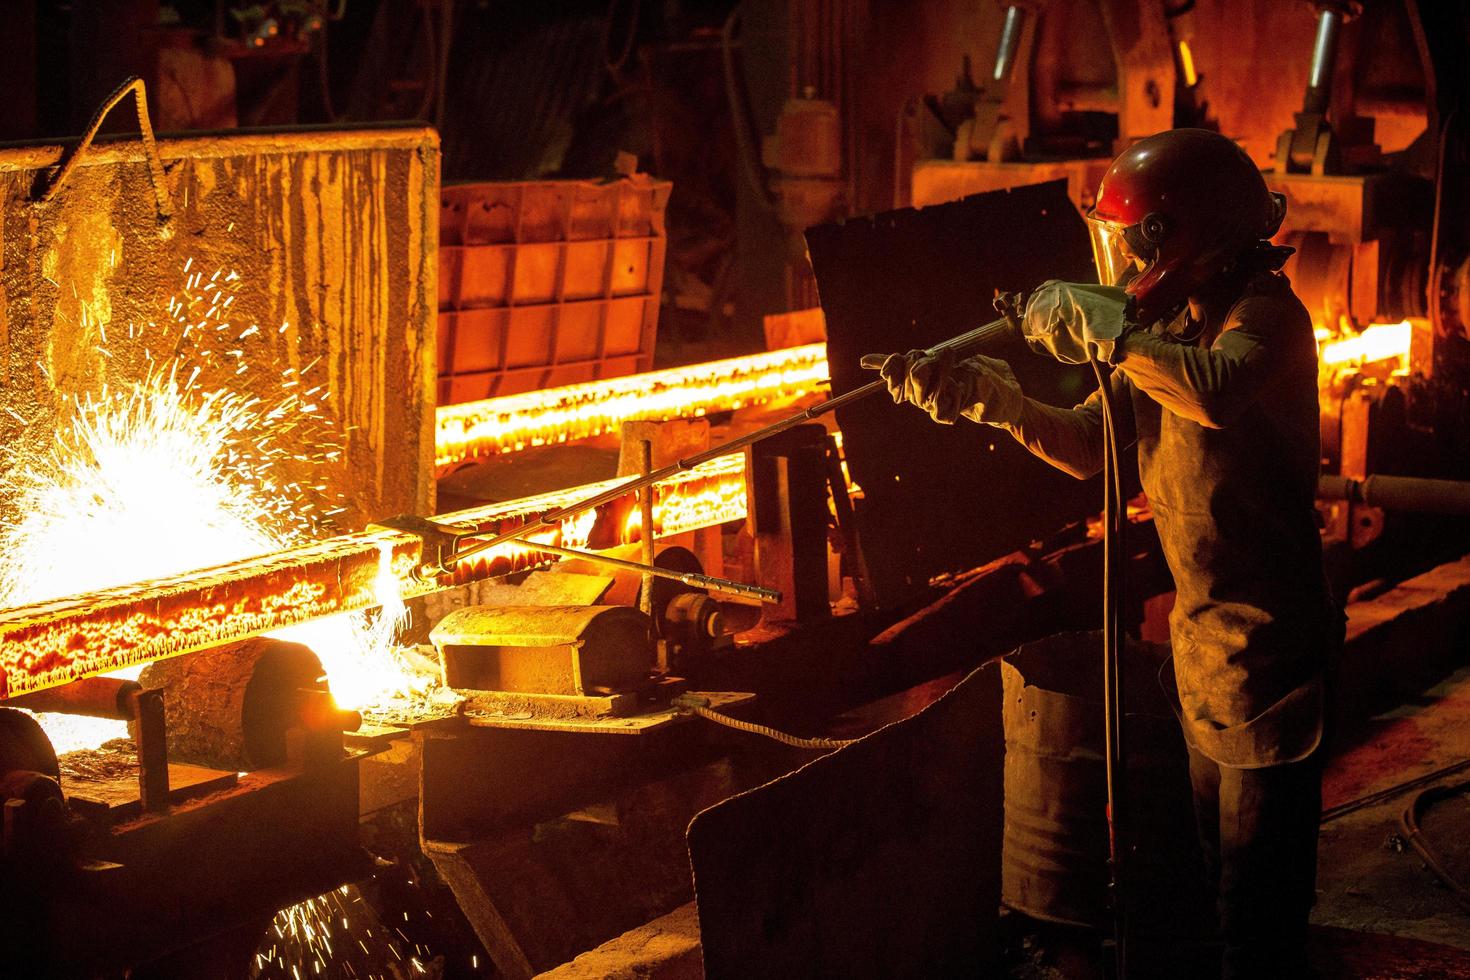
top-left (0, 457), bottom-right (748, 699)
top-left (438, 315), bottom-right (1016, 573)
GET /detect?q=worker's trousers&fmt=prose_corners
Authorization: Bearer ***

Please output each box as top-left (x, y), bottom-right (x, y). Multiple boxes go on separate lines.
top-left (1186, 744), bottom-right (1323, 980)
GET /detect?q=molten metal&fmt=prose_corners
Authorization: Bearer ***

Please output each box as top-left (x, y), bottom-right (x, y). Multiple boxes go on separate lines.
top-left (434, 343), bottom-right (830, 474)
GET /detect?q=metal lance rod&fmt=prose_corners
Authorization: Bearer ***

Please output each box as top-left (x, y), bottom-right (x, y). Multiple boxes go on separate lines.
top-left (528, 541), bottom-right (783, 604)
top-left (640, 439), bottom-right (657, 629)
top-left (435, 315), bottom-right (1017, 574)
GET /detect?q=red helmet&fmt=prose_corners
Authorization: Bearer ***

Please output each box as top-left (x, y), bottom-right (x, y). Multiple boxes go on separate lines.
top-left (1087, 129), bottom-right (1286, 326)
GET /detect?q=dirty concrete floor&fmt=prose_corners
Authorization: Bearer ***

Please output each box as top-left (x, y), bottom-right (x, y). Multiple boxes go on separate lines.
top-left (1005, 664), bottom-right (1470, 979)
top-left (1314, 663), bottom-right (1470, 955)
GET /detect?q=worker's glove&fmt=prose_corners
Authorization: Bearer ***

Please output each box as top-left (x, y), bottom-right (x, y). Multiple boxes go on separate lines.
top-left (860, 348), bottom-right (1024, 426)
top-left (1021, 280), bottom-right (1133, 365)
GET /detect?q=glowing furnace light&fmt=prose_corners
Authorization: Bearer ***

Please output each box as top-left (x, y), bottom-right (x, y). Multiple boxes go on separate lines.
top-left (435, 455), bottom-right (750, 582)
top-left (0, 452), bottom-right (754, 716)
top-left (4, 264), bottom-right (817, 737)
top-left (1178, 40), bottom-right (1198, 87)
top-left (1318, 320), bottom-right (1413, 368)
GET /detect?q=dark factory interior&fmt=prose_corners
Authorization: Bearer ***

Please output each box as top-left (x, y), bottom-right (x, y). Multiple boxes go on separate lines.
top-left (2, 1), bottom-right (1470, 978)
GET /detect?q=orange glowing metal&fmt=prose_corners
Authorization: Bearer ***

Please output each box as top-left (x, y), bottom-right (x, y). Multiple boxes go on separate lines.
top-left (1318, 320), bottom-right (1413, 368)
top-left (0, 457), bottom-right (747, 699)
top-left (434, 343), bottom-right (829, 474)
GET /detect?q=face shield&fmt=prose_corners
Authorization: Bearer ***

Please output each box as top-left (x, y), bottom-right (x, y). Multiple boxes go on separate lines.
top-left (1086, 215), bottom-right (1138, 287)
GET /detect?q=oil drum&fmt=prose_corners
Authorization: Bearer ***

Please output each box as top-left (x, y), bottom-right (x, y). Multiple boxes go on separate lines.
top-left (1000, 631), bottom-right (1204, 930)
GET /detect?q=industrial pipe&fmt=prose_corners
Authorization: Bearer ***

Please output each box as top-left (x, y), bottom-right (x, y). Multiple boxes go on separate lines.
top-left (993, 6), bottom-right (1026, 82)
top-left (1305, 6), bottom-right (1342, 113)
top-left (1318, 474), bottom-right (1470, 515)
top-left (136, 638), bottom-right (336, 771)
top-left (6, 677), bottom-right (142, 720)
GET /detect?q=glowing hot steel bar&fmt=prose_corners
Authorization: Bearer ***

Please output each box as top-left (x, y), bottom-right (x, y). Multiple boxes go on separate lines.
top-left (434, 343), bottom-right (830, 474)
top-left (1318, 320), bottom-right (1413, 368)
top-left (0, 455), bottom-right (747, 699)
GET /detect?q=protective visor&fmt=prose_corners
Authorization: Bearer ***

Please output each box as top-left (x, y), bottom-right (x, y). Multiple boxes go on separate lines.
top-left (1086, 215), bottom-right (1137, 287)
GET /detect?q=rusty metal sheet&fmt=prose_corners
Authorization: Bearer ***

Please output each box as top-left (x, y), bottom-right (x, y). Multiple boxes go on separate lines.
top-left (687, 663), bottom-right (1005, 978)
top-left (912, 157), bottom-right (1111, 211)
top-left (806, 180), bottom-right (1100, 604)
top-left (0, 125), bottom-right (439, 531)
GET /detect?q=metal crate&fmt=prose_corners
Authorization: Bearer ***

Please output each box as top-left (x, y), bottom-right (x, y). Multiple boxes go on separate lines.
top-left (438, 174), bottom-right (670, 402)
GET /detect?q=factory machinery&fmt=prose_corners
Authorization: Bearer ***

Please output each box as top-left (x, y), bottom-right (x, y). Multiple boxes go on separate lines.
top-left (2, 2), bottom-right (1470, 977)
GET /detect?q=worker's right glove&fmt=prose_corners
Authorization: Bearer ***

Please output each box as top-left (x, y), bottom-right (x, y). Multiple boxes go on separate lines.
top-left (1020, 280), bottom-right (1133, 365)
top-left (859, 348), bottom-right (1024, 426)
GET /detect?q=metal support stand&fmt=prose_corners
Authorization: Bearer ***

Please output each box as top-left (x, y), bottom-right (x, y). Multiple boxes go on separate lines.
top-left (745, 424), bottom-right (833, 624)
top-left (821, 434), bottom-right (875, 607)
top-left (130, 688), bottom-right (170, 813)
top-left (639, 439), bottom-right (660, 667)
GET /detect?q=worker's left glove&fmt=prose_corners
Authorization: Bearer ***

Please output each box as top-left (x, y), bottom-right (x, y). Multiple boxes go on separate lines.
top-left (860, 348), bottom-right (1024, 425)
top-left (1021, 280), bottom-right (1133, 365)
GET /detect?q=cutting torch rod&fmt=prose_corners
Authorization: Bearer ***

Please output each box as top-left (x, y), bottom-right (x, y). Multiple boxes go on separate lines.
top-left (526, 540), bottom-right (783, 604)
top-left (432, 315), bottom-right (1016, 574)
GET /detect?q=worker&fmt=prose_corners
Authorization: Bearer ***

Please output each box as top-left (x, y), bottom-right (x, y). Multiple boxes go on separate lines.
top-left (865, 128), bottom-right (1343, 979)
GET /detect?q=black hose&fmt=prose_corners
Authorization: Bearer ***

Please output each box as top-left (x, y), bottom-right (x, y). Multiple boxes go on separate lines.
top-left (1399, 779), bottom-right (1470, 914)
top-left (1091, 353), bottom-right (1128, 978)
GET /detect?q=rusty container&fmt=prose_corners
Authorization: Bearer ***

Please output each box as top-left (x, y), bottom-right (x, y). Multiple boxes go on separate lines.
top-left (437, 174), bottom-right (671, 404)
top-left (1000, 631), bottom-right (1202, 930)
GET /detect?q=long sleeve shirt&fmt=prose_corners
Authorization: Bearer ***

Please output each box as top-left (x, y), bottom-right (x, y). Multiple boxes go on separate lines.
top-left (998, 270), bottom-right (1336, 767)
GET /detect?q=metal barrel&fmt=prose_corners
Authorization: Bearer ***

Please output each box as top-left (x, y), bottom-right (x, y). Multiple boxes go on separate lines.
top-left (1000, 631), bottom-right (1200, 930)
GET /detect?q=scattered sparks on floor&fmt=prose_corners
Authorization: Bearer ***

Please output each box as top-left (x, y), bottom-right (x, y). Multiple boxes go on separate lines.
top-left (252, 875), bottom-right (487, 980)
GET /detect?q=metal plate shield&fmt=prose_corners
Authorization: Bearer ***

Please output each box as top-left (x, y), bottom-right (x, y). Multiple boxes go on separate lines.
top-left (0, 125), bottom-right (438, 531)
top-left (806, 180), bottom-right (1100, 603)
top-left (688, 663), bottom-right (1005, 978)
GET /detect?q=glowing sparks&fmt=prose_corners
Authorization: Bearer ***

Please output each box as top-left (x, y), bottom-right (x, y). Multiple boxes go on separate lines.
top-left (274, 542), bottom-right (432, 714)
top-left (434, 343), bottom-right (830, 473)
top-left (0, 364), bottom-right (290, 611)
top-left (254, 879), bottom-right (473, 980)
top-left (3, 267), bottom-right (816, 744)
top-left (0, 263), bottom-right (420, 747)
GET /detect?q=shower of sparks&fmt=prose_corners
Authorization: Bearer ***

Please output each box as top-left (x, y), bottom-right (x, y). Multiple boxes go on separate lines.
top-left (0, 264), bottom-right (433, 751)
top-left (252, 882), bottom-right (471, 980)
top-left (273, 542), bottom-right (441, 718)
